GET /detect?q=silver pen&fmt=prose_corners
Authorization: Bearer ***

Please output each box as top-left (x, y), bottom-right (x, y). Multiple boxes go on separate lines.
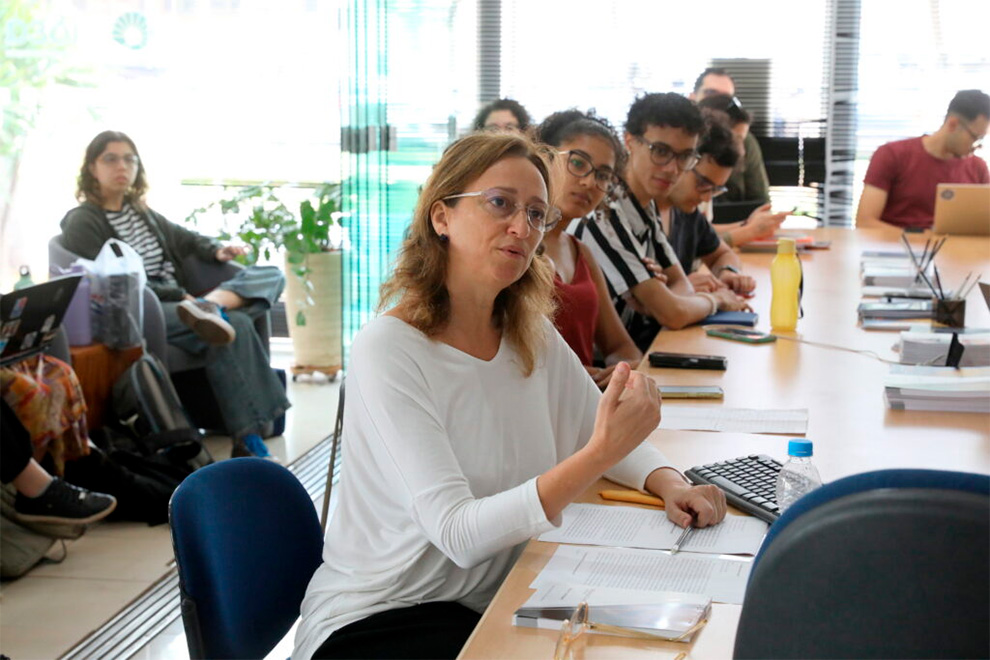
top-left (670, 523), bottom-right (694, 555)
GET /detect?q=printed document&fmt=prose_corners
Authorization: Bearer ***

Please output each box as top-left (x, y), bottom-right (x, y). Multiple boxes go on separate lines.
top-left (531, 545), bottom-right (751, 604)
top-left (660, 405), bottom-right (809, 434)
top-left (538, 504), bottom-right (768, 555)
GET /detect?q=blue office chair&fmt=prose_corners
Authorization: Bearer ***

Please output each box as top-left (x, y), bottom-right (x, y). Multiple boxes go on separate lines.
top-left (734, 469), bottom-right (990, 660)
top-left (169, 458), bottom-right (324, 659)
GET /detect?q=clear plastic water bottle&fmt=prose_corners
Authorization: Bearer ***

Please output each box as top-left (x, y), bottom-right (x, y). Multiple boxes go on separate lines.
top-left (775, 439), bottom-right (822, 513)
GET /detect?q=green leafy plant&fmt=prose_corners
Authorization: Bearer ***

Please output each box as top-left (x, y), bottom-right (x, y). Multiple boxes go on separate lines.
top-left (185, 182), bottom-right (343, 324)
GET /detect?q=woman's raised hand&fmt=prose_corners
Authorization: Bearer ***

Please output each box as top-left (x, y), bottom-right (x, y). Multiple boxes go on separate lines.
top-left (588, 362), bottom-right (661, 466)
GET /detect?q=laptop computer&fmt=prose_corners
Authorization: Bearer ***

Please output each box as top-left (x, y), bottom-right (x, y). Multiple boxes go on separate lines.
top-left (933, 183), bottom-right (990, 236)
top-left (1, 275), bottom-right (81, 366)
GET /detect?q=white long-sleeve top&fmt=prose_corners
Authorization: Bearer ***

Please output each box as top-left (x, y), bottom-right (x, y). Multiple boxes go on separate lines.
top-left (293, 316), bottom-right (671, 659)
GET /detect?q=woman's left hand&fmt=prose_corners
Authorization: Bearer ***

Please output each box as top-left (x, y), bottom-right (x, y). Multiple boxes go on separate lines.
top-left (215, 245), bottom-right (249, 262)
top-left (647, 468), bottom-right (727, 528)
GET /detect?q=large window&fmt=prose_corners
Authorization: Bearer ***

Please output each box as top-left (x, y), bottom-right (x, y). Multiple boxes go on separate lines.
top-left (854, 0), bottom-right (990, 213)
top-left (2, 0), bottom-right (341, 289)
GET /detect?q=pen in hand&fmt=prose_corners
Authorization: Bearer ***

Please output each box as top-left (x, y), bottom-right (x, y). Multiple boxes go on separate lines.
top-left (670, 519), bottom-right (695, 555)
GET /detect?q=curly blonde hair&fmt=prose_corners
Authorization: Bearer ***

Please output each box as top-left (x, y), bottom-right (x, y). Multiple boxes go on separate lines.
top-left (379, 132), bottom-right (556, 376)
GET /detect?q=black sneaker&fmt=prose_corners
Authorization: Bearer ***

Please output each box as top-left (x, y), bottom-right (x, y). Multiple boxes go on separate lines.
top-left (14, 478), bottom-right (117, 525)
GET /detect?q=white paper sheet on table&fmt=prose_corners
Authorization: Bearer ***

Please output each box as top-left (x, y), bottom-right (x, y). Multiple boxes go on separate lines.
top-left (531, 544), bottom-right (751, 604)
top-left (659, 405), bottom-right (809, 434)
top-left (538, 504), bottom-right (768, 555)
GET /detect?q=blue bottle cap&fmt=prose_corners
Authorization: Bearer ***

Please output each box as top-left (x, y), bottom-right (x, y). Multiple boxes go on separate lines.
top-left (787, 439), bottom-right (813, 457)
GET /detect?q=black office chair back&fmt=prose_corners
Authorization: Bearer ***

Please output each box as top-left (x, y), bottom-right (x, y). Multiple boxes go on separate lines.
top-left (734, 487), bottom-right (989, 659)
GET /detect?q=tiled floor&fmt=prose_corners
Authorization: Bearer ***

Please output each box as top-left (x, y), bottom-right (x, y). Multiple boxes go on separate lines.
top-left (0, 340), bottom-right (340, 660)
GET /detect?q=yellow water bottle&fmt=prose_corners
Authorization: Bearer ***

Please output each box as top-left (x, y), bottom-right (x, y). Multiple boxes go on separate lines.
top-left (770, 238), bottom-right (802, 331)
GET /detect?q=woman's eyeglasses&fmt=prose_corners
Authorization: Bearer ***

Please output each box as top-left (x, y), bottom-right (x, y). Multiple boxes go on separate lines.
top-left (690, 169), bottom-right (729, 198)
top-left (558, 150), bottom-right (615, 192)
top-left (634, 137), bottom-right (700, 171)
top-left (443, 188), bottom-right (561, 233)
top-left (98, 153), bottom-right (140, 168)
top-left (553, 601), bottom-right (709, 660)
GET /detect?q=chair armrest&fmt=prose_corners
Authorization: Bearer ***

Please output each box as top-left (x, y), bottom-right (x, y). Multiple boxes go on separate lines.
top-left (182, 257), bottom-right (243, 297)
top-left (143, 288), bottom-right (169, 367)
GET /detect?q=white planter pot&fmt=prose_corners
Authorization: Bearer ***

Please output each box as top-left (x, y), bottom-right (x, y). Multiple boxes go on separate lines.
top-left (283, 251), bottom-right (343, 374)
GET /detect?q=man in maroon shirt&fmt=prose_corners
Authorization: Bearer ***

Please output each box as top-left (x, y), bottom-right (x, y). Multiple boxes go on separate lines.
top-left (856, 90), bottom-right (989, 230)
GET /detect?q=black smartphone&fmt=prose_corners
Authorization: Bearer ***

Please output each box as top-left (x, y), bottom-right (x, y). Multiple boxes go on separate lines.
top-left (705, 326), bottom-right (776, 344)
top-left (648, 351), bottom-right (727, 370)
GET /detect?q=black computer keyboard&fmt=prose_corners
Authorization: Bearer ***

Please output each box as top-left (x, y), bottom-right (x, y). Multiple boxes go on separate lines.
top-left (685, 454), bottom-right (783, 523)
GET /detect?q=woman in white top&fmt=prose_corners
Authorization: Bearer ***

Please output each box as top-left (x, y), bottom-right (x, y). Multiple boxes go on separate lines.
top-left (294, 131), bottom-right (727, 660)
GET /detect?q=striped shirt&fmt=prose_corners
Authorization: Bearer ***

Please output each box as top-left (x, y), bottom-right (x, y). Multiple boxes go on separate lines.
top-left (569, 179), bottom-right (678, 329)
top-left (105, 204), bottom-right (178, 285)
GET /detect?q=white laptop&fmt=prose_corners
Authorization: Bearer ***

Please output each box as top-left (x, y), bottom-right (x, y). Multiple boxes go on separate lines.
top-left (932, 183), bottom-right (990, 236)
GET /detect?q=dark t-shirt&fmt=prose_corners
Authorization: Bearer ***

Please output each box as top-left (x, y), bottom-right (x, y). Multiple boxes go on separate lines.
top-left (863, 136), bottom-right (989, 229)
top-left (667, 207), bottom-right (723, 273)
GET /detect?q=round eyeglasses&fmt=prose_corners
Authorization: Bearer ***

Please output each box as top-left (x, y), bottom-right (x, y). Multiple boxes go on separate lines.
top-left (443, 188), bottom-right (561, 233)
top-left (553, 601), bottom-right (710, 660)
top-left (98, 153), bottom-right (140, 168)
top-left (558, 150), bottom-right (616, 192)
top-left (634, 136), bottom-right (700, 171)
top-left (690, 168), bottom-right (729, 198)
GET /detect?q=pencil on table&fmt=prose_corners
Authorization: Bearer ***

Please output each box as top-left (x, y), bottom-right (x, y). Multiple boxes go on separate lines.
top-left (599, 490), bottom-right (665, 508)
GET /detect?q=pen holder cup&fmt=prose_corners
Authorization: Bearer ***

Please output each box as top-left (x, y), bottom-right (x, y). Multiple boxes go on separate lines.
top-left (932, 298), bottom-right (966, 328)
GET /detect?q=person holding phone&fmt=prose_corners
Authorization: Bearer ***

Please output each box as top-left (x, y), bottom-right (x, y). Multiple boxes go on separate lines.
top-left (536, 109), bottom-right (643, 388)
top-left (293, 131), bottom-right (726, 660)
top-left (665, 116), bottom-right (755, 295)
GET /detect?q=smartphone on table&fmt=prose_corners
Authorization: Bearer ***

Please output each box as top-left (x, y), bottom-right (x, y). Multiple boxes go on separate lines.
top-left (705, 326), bottom-right (776, 344)
top-left (648, 352), bottom-right (728, 370)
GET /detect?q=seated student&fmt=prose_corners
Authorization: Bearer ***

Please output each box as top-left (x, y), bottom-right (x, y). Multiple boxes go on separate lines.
top-left (665, 117), bottom-right (755, 295)
top-left (293, 131), bottom-right (726, 660)
top-left (536, 110), bottom-right (643, 387)
top-left (690, 67), bottom-right (770, 205)
top-left (696, 94), bottom-right (788, 247)
top-left (2, 399), bottom-right (116, 526)
top-left (59, 131), bottom-right (289, 458)
top-left (472, 98), bottom-right (532, 133)
top-left (570, 92), bottom-right (748, 351)
top-left (856, 89), bottom-right (989, 230)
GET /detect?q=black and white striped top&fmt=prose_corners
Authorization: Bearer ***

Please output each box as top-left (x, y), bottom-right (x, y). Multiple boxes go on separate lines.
top-left (568, 180), bottom-right (677, 325)
top-left (106, 204), bottom-right (178, 284)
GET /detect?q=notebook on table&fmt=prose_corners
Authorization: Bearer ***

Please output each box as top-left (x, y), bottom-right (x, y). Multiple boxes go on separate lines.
top-left (1, 276), bottom-right (81, 366)
top-left (932, 183), bottom-right (990, 236)
top-left (698, 310), bottom-right (759, 327)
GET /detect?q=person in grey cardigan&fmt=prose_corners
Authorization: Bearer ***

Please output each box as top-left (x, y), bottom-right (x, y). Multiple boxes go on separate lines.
top-left (60, 130), bottom-right (289, 458)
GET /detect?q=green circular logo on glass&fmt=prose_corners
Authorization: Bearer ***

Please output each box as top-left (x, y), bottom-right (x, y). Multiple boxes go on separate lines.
top-left (113, 12), bottom-right (148, 49)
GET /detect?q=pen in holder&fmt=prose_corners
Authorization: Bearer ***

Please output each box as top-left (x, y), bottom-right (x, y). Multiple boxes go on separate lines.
top-left (932, 298), bottom-right (966, 328)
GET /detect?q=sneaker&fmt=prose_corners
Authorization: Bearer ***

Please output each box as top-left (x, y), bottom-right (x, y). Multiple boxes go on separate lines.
top-left (231, 434), bottom-right (280, 462)
top-left (14, 478), bottom-right (117, 525)
top-left (177, 299), bottom-right (236, 345)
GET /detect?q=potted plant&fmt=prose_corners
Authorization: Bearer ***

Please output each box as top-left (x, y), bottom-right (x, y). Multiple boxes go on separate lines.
top-left (186, 183), bottom-right (345, 378)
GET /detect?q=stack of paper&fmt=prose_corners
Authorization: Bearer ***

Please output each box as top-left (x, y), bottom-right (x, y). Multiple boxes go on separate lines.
top-left (898, 329), bottom-right (990, 367)
top-left (861, 264), bottom-right (923, 288)
top-left (884, 364), bottom-right (990, 413)
top-left (859, 300), bottom-right (934, 330)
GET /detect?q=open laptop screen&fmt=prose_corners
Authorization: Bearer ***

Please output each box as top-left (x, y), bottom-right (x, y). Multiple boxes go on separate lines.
top-left (1, 275), bottom-right (81, 366)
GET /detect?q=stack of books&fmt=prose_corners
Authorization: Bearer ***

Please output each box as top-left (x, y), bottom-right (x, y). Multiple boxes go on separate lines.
top-left (898, 329), bottom-right (990, 367)
top-left (858, 299), bottom-right (934, 331)
top-left (884, 365), bottom-right (990, 413)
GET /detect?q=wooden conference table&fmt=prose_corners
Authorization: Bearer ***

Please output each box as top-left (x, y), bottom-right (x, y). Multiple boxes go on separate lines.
top-left (458, 226), bottom-right (990, 660)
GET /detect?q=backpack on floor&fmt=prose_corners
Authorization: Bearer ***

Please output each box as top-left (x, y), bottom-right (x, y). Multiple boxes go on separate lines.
top-left (111, 353), bottom-right (213, 472)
